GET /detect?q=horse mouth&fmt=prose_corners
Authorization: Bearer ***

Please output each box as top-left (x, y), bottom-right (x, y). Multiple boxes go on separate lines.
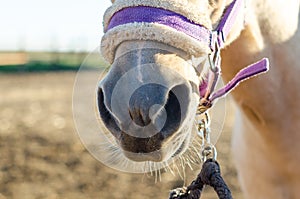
top-left (121, 138), bottom-right (188, 162)
top-left (118, 128), bottom-right (191, 162)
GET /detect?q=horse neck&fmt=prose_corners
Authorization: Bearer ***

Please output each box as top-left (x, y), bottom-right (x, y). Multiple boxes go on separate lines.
top-left (220, 0), bottom-right (300, 140)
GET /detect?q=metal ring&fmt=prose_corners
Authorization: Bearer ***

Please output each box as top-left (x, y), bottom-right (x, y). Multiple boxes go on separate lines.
top-left (202, 144), bottom-right (217, 161)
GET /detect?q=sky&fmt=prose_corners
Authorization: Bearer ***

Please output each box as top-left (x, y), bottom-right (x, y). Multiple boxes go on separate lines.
top-left (0, 0), bottom-right (112, 52)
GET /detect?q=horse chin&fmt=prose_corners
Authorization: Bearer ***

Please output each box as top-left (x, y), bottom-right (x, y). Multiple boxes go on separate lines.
top-left (118, 129), bottom-right (192, 163)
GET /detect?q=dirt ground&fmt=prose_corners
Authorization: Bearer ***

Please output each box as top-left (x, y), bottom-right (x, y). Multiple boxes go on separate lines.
top-left (0, 72), bottom-right (243, 199)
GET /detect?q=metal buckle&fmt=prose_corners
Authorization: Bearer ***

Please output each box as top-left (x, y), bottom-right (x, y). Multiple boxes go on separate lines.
top-left (196, 113), bottom-right (217, 161)
top-left (197, 31), bottom-right (222, 115)
top-left (209, 31), bottom-right (221, 73)
top-left (197, 99), bottom-right (212, 115)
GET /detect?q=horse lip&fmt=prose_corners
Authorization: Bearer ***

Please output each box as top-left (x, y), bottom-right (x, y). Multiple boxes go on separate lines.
top-left (123, 150), bottom-right (163, 162)
top-left (118, 128), bottom-right (191, 162)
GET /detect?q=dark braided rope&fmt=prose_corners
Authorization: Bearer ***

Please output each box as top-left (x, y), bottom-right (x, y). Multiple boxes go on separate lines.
top-left (169, 159), bottom-right (233, 199)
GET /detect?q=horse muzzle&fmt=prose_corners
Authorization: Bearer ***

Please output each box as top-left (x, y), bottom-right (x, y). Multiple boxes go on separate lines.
top-left (97, 41), bottom-right (199, 162)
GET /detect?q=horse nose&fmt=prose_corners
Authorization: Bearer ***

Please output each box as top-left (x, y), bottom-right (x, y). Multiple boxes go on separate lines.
top-left (98, 81), bottom-right (190, 139)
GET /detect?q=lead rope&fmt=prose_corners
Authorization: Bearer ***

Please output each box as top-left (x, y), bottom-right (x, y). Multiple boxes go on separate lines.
top-left (169, 113), bottom-right (232, 199)
top-left (169, 159), bottom-right (232, 199)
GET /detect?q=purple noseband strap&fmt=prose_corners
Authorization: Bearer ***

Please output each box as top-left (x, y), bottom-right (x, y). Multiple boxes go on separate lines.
top-left (106, 6), bottom-right (211, 46)
top-left (106, 0), bottom-right (269, 113)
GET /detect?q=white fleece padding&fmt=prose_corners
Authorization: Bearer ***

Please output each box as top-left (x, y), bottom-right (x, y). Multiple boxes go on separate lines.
top-left (101, 0), bottom-right (213, 63)
top-left (101, 23), bottom-right (211, 64)
top-left (103, 0), bottom-right (212, 31)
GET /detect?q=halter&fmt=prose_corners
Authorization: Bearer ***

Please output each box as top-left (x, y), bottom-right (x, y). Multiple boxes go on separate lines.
top-left (106, 0), bottom-right (269, 115)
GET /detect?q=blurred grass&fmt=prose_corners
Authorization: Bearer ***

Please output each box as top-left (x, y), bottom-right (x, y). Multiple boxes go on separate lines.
top-left (0, 51), bottom-right (109, 72)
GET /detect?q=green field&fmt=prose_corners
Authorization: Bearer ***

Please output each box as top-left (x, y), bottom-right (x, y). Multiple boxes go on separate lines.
top-left (0, 51), bottom-right (109, 72)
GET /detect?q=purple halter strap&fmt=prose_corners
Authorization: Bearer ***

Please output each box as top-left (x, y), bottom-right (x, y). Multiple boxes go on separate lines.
top-left (106, 0), bottom-right (269, 113)
top-left (106, 6), bottom-right (211, 46)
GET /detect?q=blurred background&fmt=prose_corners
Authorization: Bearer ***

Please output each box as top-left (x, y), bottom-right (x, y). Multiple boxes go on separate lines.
top-left (0, 0), bottom-right (242, 198)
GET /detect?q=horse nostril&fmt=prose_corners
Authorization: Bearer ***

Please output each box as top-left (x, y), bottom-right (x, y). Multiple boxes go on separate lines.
top-left (97, 88), bottom-right (121, 136)
top-left (97, 88), bottom-right (110, 125)
top-left (159, 85), bottom-right (182, 137)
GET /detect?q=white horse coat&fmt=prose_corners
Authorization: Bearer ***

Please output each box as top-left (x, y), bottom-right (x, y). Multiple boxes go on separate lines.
top-left (101, 1), bottom-right (300, 198)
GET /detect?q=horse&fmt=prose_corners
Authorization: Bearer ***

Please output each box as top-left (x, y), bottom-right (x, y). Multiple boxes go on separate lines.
top-left (97, 0), bottom-right (300, 198)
